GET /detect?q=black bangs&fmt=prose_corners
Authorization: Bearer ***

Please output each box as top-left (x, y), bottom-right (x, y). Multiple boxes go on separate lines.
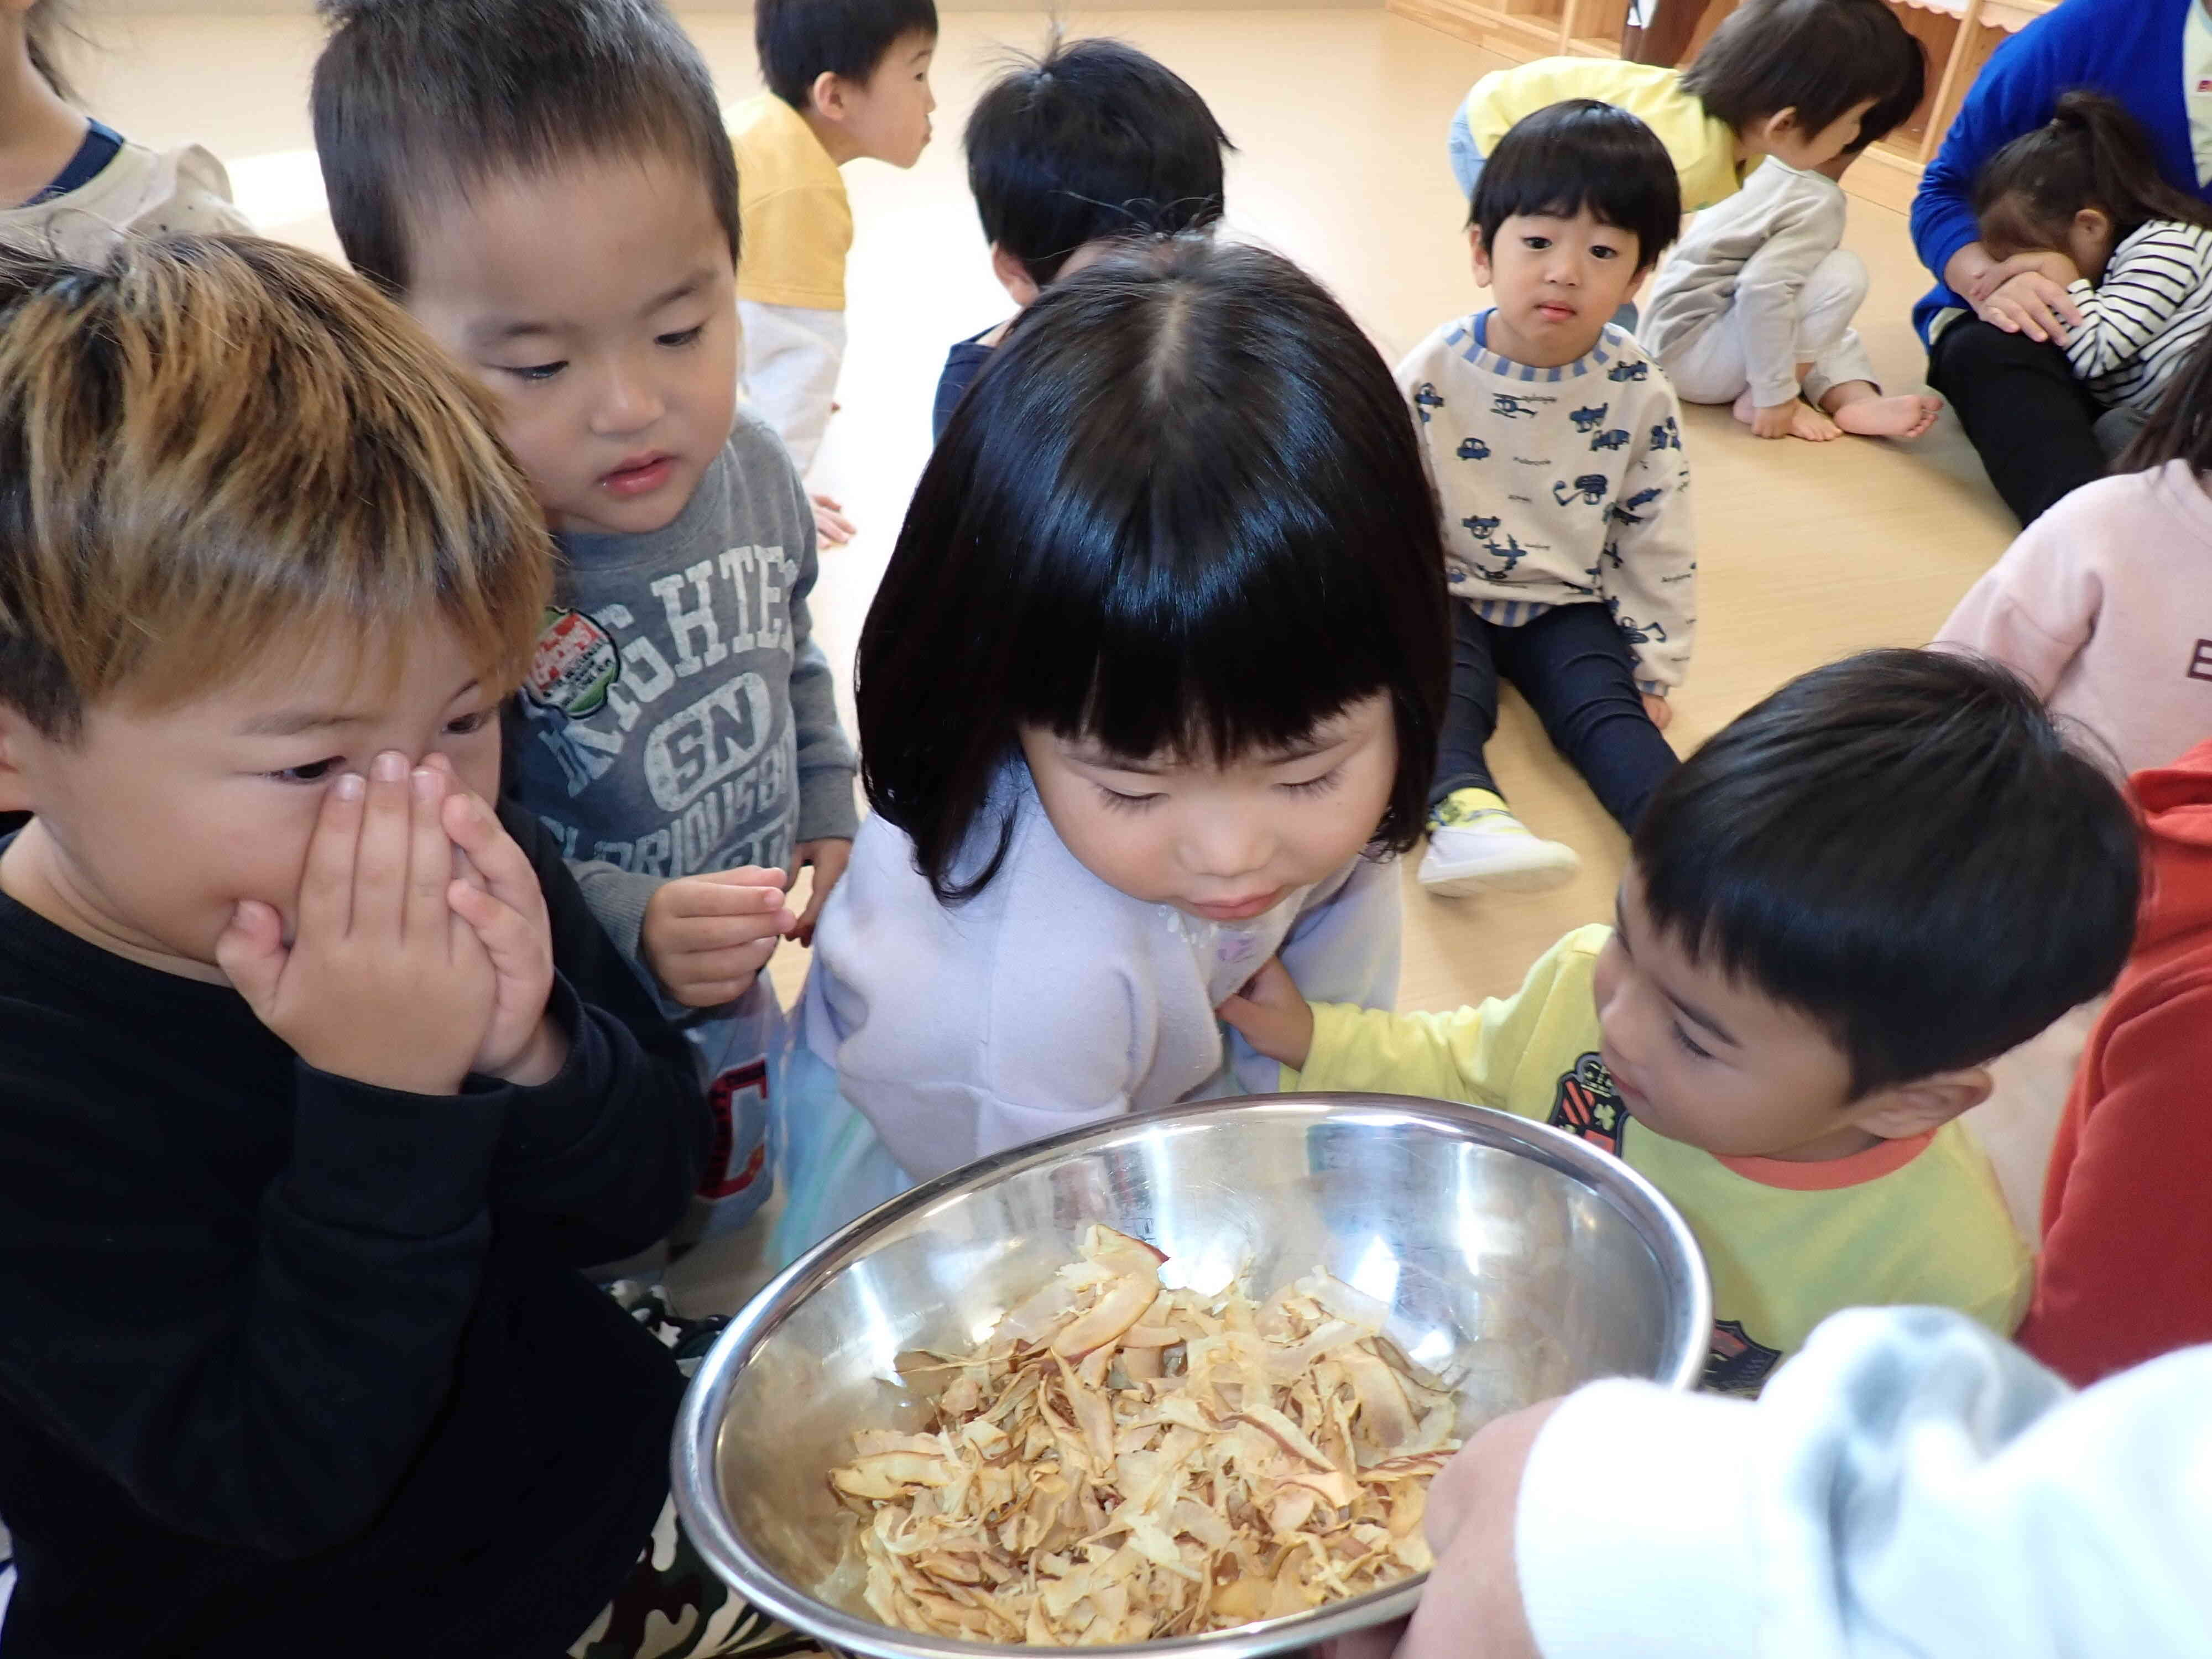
top-left (1631, 650), bottom-right (2140, 1099)
top-left (856, 238), bottom-right (1450, 904)
top-left (1472, 100), bottom-right (1681, 269)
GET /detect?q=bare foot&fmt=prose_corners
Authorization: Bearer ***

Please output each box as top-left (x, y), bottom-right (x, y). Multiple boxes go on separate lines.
top-left (1831, 392), bottom-right (1943, 440)
top-left (1792, 402), bottom-right (1842, 441)
top-left (1733, 388), bottom-right (1842, 441)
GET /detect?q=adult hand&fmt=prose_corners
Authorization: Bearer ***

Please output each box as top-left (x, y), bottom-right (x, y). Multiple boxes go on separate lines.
top-left (1944, 240), bottom-right (2007, 306)
top-left (792, 837), bottom-right (852, 946)
top-left (217, 752), bottom-right (494, 1095)
top-left (1641, 693), bottom-right (1672, 730)
top-left (1394, 1399), bottom-right (1564, 1659)
top-left (429, 757), bottom-right (565, 1086)
top-left (1215, 957), bottom-right (1316, 1070)
top-left (1977, 270), bottom-right (2084, 345)
top-left (641, 867), bottom-right (796, 1007)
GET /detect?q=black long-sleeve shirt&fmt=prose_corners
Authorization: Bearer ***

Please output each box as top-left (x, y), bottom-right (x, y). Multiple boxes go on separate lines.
top-left (0, 808), bottom-right (708, 1656)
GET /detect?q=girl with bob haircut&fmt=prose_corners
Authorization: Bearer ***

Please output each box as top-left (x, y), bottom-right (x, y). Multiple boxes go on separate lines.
top-left (775, 238), bottom-right (1451, 1259)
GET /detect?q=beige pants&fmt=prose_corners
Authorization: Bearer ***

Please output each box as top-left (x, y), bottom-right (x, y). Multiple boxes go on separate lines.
top-left (1660, 248), bottom-right (1880, 408)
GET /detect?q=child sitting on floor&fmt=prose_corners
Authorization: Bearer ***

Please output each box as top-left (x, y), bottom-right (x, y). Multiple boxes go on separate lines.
top-left (1449, 0), bottom-right (1919, 217)
top-left (728, 0), bottom-right (937, 539)
top-left (1972, 90), bottom-right (2212, 460)
top-left (1398, 100), bottom-right (1691, 898)
top-left (777, 239), bottom-right (1449, 1261)
top-left (0, 235), bottom-right (784, 1658)
top-left (1223, 649), bottom-right (2140, 1395)
top-left (0, 0), bottom-right (247, 258)
top-left (1936, 327), bottom-right (2212, 777)
top-left (312, 0), bottom-right (859, 1248)
top-left (1639, 33), bottom-right (1943, 444)
top-left (934, 32), bottom-right (1233, 438)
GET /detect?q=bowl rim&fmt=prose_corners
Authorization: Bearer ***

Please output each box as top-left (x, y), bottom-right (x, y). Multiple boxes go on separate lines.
top-left (672, 1091), bottom-right (1712, 1659)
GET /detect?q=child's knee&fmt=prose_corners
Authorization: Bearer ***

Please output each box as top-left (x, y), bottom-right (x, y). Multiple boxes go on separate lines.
top-left (1814, 247), bottom-right (1870, 310)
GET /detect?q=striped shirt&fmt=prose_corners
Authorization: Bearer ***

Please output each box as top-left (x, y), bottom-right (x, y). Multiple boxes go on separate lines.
top-left (2066, 219), bottom-right (2212, 411)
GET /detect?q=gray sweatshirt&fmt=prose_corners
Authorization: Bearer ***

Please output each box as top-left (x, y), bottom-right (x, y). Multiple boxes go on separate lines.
top-left (1641, 156), bottom-right (1851, 408)
top-left (506, 411), bottom-right (855, 1238)
top-left (507, 410), bottom-right (858, 959)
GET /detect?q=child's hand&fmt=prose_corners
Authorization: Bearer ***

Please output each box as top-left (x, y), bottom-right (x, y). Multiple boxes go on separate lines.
top-left (1984, 248), bottom-right (2082, 292)
top-left (641, 868), bottom-right (796, 1007)
top-left (792, 837), bottom-right (852, 946)
top-left (427, 758), bottom-right (566, 1087)
top-left (1215, 957), bottom-right (1317, 1071)
top-left (811, 493), bottom-right (855, 547)
top-left (217, 753), bottom-right (494, 1095)
top-left (1641, 693), bottom-right (1672, 731)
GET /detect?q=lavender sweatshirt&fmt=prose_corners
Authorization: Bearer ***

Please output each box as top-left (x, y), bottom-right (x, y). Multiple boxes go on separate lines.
top-left (796, 770), bottom-right (1402, 1181)
top-left (1936, 461), bottom-right (2212, 777)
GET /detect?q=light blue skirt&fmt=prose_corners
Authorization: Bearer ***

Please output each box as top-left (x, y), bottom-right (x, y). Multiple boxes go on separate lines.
top-left (768, 1043), bottom-right (917, 1268)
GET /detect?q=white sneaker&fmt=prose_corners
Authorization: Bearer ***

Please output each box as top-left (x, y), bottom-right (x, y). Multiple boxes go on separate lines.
top-left (1418, 812), bottom-right (1580, 896)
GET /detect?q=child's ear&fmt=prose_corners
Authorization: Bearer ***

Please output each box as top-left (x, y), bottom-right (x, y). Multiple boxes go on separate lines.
top-left (1849, 1067), bottom-right (1993, 1141)
top-left (1468, 225), bottom-right (1494, 289)
top-left (2074, 206), bottom-right (2113, 243)
top-left (1760, 108), bottom-right (1801, 146)
top-left (0, 705), bottom-right (41, 816)
top-left (989, 243), bottom-right (1042, 308)
top-left (807, 69), bottom-right (848, 124)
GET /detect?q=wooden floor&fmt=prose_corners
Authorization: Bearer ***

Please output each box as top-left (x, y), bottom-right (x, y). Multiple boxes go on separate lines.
top-left (89, 8), bottom-right (2039, 1299)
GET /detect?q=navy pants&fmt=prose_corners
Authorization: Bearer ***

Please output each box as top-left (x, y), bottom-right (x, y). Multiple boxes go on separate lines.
top-left (1430, 602), bottom-right (1678, 832)
top-left (1927, 319), bottom-right (2105, 527)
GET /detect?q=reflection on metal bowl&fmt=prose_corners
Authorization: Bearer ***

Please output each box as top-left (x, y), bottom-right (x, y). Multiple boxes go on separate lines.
top-left (674, 1093), bottom-right (1709, 1659)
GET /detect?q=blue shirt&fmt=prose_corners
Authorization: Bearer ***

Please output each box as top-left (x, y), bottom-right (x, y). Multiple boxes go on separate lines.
top-left (1912, 0), bottom-right (2208, 342)
top-left (931, 328), bottom-right (995, 441)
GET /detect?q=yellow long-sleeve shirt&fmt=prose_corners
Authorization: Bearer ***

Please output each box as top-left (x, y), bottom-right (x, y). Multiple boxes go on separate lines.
top-left (1462, 59), bottom-right (1745, 213)
top-left (1288, 925), bottom-right (2031, 1394)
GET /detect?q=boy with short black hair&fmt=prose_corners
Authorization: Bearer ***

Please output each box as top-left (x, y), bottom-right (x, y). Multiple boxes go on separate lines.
top-left (1640, 27), bottom-right (1944, 442)
top-left (731, 0), bottom-right (937, 486)
top-left (1223, 649), bottom-right (2141, 1394)
top-left (1397, 99), bottom-right (1693, 896)
top-left (935, 32), bottom-right (1233, 437)
top-left (312, 0), bottom-right (860, 1245)
top-left (0, 234), bottom-right (782, 1656)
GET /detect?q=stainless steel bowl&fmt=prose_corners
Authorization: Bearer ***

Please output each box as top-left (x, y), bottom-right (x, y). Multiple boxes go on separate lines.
top-left (674, 1093), bottom-right (1709, 1659)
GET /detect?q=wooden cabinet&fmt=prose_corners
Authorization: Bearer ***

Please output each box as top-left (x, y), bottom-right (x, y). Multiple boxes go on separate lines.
top-left (1389, 0), bottom-right (2059, 209)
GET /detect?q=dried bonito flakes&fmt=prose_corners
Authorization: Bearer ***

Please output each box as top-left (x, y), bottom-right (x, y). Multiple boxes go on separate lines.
top-left (827, 1226), bottom-right (1463, 1645)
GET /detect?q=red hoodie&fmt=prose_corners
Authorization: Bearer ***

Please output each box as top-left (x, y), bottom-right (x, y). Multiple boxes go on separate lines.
top-left (2016, 738), bottom-right (2212, 1386)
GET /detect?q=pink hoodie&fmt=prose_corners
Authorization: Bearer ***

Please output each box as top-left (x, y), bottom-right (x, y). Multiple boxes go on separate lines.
top-left (1937, 460), bottom-right (2212, 777)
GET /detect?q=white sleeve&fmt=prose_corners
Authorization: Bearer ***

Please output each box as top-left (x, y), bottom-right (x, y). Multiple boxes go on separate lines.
top-left (1510, 1307), bottom-right (2212, 1659)
top-left (739, 300), bottom-right (845, 476)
